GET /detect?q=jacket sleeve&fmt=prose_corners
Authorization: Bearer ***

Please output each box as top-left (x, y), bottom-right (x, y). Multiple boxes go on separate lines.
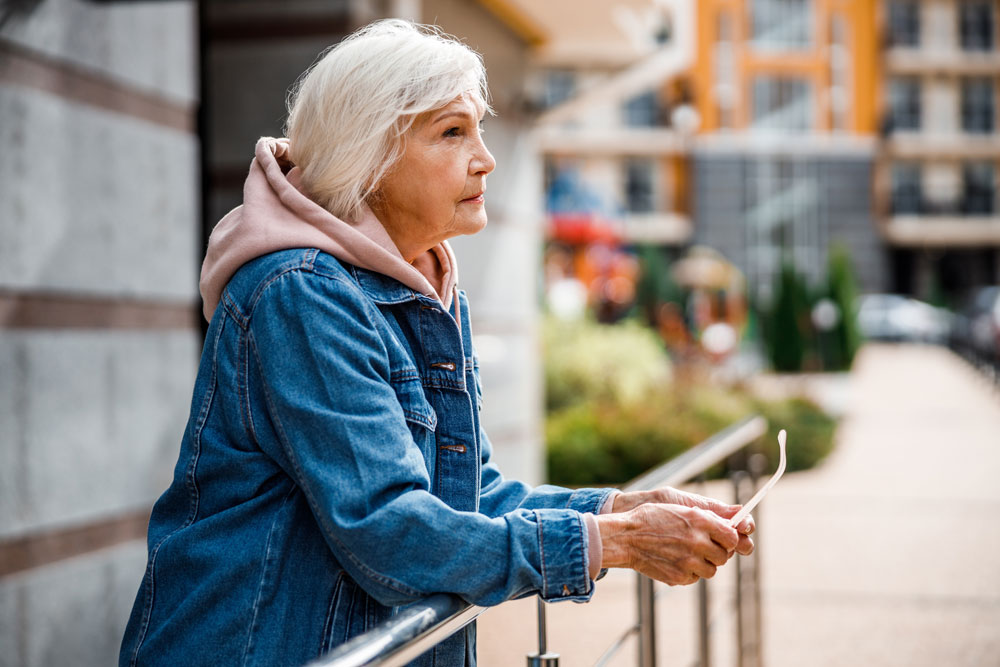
top-left (476, 427), bottom-right (615, 519)
top-left (247, 267), bottom-right (595, 608)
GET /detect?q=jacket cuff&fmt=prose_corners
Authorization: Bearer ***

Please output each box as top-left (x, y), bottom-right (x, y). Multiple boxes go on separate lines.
top-left (535, 509), bottom-right (594, 602)
top-left (566, 487), bottom-right (619, 515)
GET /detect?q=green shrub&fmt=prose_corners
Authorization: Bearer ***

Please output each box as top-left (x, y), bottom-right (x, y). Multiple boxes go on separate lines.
top-left (545, 386), bottom-right (837, 486)
top-left (543, 316), bottom-right (671, 412)
top-left (753, 396), bottom-right (837, 474)
top-left (542, 315), bottom-right (838, 487)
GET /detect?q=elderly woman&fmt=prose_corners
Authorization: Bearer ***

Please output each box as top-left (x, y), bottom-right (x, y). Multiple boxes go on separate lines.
top-left (120, 20), bottom-right (753, 667)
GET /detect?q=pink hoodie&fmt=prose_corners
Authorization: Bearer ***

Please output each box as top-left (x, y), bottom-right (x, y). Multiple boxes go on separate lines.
top-left (199, 137), bottom-right (458, 322)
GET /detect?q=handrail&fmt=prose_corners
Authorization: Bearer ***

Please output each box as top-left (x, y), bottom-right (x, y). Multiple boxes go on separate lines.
top-left (310, 594), bottom-right (484, 667)
top-left (310, 414), bottom-right (768, 667)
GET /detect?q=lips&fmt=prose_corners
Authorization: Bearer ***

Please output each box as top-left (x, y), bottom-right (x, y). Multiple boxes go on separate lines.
top-left (461, 189), bottom-right (485, 203)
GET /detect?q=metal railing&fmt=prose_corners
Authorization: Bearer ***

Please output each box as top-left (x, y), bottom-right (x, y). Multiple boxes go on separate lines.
top-left (312, 415), bottom-right (769, 667)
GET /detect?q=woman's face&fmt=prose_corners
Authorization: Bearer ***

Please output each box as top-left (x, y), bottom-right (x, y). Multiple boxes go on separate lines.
top-left (370, 93), bottom-right (496, 262)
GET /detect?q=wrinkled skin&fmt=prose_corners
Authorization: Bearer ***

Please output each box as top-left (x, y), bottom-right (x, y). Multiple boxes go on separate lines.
top-left (596, 487), bottom-right (755, 586)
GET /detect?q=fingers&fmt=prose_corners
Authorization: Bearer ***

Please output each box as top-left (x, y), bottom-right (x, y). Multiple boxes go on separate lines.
top-left (663, 487), bottom-right (739, 515)
top-left (695, 509), bottom-right (739, 552)
top-left (736, 533), bottom-right (755, 556)
top-left (735, 515), bottom-right (755, 536)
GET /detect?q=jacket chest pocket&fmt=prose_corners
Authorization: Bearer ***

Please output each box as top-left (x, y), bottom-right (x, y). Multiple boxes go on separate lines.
top-left (390, 373), bottom-right (438, 470)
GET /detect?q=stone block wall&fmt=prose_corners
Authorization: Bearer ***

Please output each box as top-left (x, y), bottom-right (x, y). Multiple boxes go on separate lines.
top-left (0, 2), bottom-right (199, 666)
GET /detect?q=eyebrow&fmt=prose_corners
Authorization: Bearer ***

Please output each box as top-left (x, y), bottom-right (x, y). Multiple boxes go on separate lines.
top-left (429, 109), bottom-right (479, 125)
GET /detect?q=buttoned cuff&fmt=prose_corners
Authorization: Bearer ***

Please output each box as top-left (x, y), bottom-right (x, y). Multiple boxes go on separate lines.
top-left (535, 509), bottom-right (594, 602)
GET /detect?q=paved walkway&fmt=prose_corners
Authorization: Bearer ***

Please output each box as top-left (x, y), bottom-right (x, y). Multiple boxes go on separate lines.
top-left (476, 344), bottom-right (1000, 666)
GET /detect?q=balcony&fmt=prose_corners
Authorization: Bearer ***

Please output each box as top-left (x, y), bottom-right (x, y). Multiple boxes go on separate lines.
top-left (882, 215), bottom-right (1000, 247)
top-left (535, 126), bottom-right (688, 156)
top-left (885, 132), bottom-right (1000, 159)
top-left (620, 212), bottom-right (692, 244)
top-left (884, 47), bottom-right (1000, 76)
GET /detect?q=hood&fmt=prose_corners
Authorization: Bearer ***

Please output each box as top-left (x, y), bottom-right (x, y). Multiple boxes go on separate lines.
top-left (199, 137), bottom-right (458, 322)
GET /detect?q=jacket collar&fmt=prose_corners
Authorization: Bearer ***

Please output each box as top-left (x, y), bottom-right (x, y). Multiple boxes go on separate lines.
top-left (350, 264), bottom-right (429, 306)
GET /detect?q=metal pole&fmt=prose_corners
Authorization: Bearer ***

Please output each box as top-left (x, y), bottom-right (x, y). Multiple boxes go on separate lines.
top-left (526, 597), bottom-right (559, 667)
top-left (731, 470), bottom-right (749, 667)
top-left (749, 452), bottom-right (768, 667)
top-left (636, 574), bottom-right (656, 667)
top-left (697, 578), bottom-right (710, 667)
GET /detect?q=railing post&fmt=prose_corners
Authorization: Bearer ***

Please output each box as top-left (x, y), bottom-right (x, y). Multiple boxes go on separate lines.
top-left (748, 452), bottom-right (768, 667)
top-left (731, 469), bottom-right (749, 667)
top-left (526, 597), bottom-right (559, 666)
top-left (697, 578), bottom-right (711, 667)
top-left (636, 574), bottom-right (656, 667)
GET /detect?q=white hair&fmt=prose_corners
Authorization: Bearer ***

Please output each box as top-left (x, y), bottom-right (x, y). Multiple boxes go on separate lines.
top-left (285, 19), bottom-right (491, 220)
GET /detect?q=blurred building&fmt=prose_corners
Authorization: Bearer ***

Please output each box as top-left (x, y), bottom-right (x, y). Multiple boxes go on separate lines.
top-left (524, 0), bottom-right (887, 309)
top-left (1, 1), bottom-right (546, 665)
top-left (530, 0), bottom-right (695, 247)
top-left (690, 0), bottom-right (885, 301)
top-left (530, 0), bottom-right (1000, 309)
top-left (877, 0), bottom-right (1000, 301)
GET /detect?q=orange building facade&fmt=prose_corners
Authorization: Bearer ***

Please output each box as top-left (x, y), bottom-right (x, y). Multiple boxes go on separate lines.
top-left (692, 0), bottom-right (879, 135)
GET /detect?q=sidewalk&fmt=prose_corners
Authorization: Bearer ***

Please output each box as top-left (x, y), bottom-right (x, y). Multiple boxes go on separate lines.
top-left (476, 344), bottom-right (1000, 666)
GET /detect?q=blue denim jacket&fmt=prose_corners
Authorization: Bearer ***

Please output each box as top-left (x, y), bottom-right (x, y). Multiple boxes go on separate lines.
top-left (120, 248), bottom-right (613, 667)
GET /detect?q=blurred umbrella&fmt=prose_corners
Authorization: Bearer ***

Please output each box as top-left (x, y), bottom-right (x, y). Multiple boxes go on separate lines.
top-left (671, 246), bottom-right (744, 290)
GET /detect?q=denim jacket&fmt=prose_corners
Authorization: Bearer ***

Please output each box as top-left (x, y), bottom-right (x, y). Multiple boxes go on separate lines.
top-left (120, 248), bottom-right (613, 667)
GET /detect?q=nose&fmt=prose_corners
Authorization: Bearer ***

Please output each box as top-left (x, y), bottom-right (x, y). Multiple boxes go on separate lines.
top-left (471, 134), bottom-right (496, 176)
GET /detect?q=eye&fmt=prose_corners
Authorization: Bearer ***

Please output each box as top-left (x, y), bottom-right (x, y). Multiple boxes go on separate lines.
top-left (443, 126), bottom-right (461, 138)
top-left (478, 120), bottom-right (485, 134)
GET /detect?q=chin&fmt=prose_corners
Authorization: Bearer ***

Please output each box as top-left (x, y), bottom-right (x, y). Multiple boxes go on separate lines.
top-left (456, 213), bottom-right (488, 237)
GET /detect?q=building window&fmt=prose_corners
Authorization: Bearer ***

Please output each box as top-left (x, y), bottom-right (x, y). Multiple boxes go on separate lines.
top-left (891, 164), bottom-right (922, 214)
top-left (959, 0), bottom-right (995, 51)
top-left (624, 91), bottom-right (664, 127)
top-left (542, 70), bottom-right (576, 109)
top-left (887, 77), bottom-right (921, 132)
top-left (750, 0), bottom-right (812, 50)
top-left (961, 77), bottom-right (995, 134)
top-left (887, 0), bottom-right (920, 47)
top-left (751, 76), bottom-right (813, 132)
top-left (963, 162), bottom-right (995, 214)
top-left (625, 159), bottom-right (656, 213)
top-left (745, 159), bottom-right (824, 296)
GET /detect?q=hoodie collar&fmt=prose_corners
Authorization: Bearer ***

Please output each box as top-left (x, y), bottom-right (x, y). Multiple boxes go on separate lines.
top-left (199, 137), bottom-right (459, 321)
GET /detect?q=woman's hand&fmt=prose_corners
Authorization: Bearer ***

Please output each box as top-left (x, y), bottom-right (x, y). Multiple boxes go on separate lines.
top-left (595, 503), bottom-right (742, 586)
top-left (605, 486), bottom-right (755, 569)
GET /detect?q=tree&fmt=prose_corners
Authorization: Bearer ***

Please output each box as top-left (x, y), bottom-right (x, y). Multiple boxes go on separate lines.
top-left (768, 261), bottom-right (809, 372)
top-left (825, 244), bottom-right (862, 370)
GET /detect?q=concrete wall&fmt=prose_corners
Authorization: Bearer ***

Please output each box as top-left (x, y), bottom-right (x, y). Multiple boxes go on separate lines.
top-left (0, 1), bottom-right (199, 666)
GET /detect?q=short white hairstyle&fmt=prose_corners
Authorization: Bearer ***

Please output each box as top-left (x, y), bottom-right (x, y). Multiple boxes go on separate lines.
top-left (286, 19), bottom-right (491, 220)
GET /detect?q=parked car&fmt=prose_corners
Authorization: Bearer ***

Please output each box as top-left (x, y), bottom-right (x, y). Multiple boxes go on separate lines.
top-left (856, 294), bottom-right (952, 345)
top-left (950, 286), bottom-right (1000, 363)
